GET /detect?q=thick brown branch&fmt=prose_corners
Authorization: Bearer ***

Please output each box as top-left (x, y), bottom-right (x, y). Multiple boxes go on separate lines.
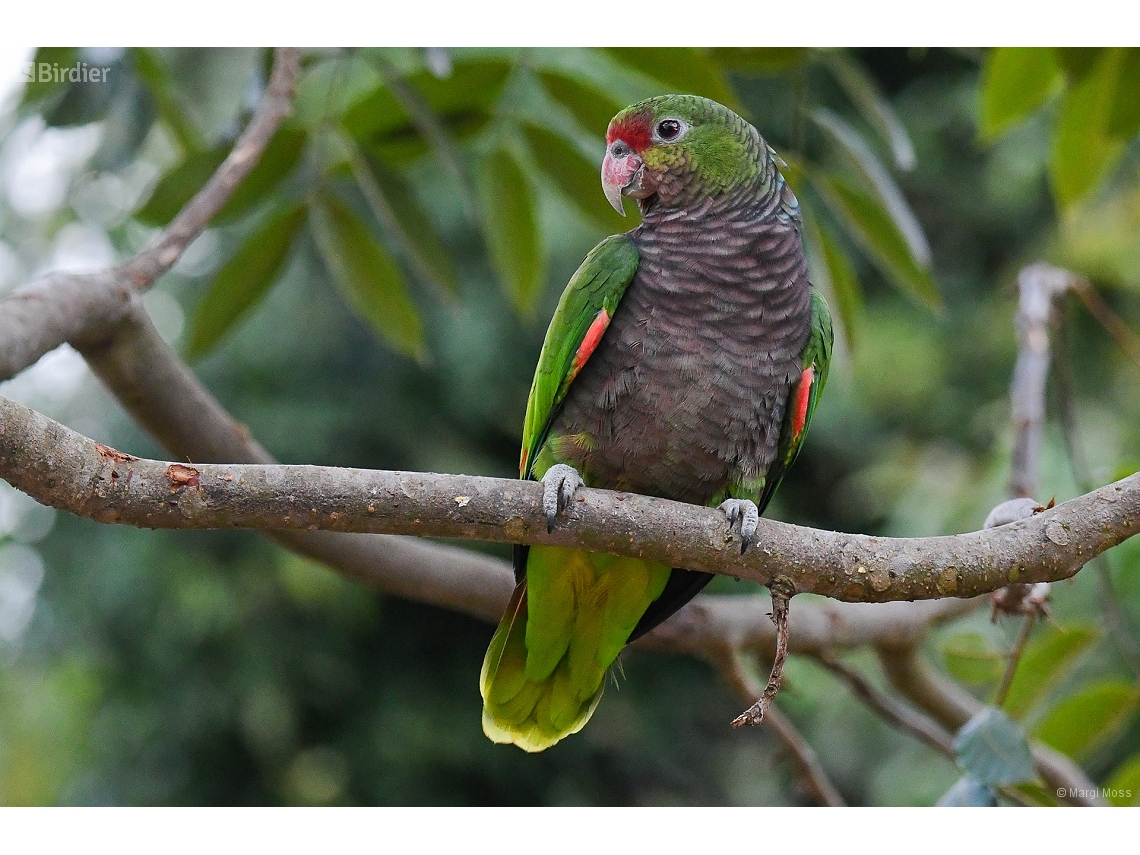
top-left (3, 392), bottom-right (1138, 603)
top-left (0, 47), bottom-right (303, 382)
top-left (73, 305), bottom-right (971, 648)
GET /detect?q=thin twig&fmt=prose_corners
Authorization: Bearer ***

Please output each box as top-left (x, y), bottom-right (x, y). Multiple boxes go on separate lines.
top-left (121, 48), bottom-right (304, 286)
top-left (993, 612), bottom-right (1038, 708)
top-left (1052, 304), bottom-right (1140, 676)
top-left (1091, 556), bottom-right (1140, 678)
top-left (817, 652), bottom-right (954, 755)
top-left (714, 648), bottom-right (845, 806)
top-left (732, 583), bottom-right (792, 727)
top-left (380, 66), bottom-right (477, 220)
top-left (339, 130), bottom-right (453, 296)
top-left (1072, 278), bottom-right (1140, 373)
top-left (0, 48), bottom-right (304, 383)
top-left (877, 645), bottom-right (1107, 806)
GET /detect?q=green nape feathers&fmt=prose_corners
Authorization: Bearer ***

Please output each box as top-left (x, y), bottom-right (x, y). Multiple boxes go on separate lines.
top-left (481, 94), bottom-right (833, 752)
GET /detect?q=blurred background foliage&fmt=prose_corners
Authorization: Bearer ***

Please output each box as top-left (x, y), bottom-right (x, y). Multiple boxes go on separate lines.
top-left (1, 46), bottom-right (1140, 805)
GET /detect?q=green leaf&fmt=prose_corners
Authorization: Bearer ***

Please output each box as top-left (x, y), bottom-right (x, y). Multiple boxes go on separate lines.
top-left (953, 706), bottom-right (1037, 788)
top-left (1107, 48), bottom-right (1140, 138)
top-left (478, 144), bottom-right (543, 314)
top-left (18, 47), bottom-right (78, 109)
top-left (1104, 751), bottom-right (1140, 806)
top-left (603, 48), bottom-right (740, 111)
top-left (940, 631), bottom-right (1007, 685)
top-left (811, 108), bottom-right (930, 266)
top-left (355, 155), bottom-right (458, 295)
top-left (131, 47), bottom-right (205, 154)
top-left (40, 55), bottom-right (122, 128)
top-left (293, 54), bottom-right (385, 128)
top-left (215, 126), bottom-right (308, 222)
top-left (409, 59), bottom-right (510, 116)
top-left (311, 194), bottom-right (425, 361)
top-left (187, 203), bottom-right (308, 358)
top-left (90, 75), bottom-right (155, 172)
top-left (1008, 783), bottom-right (1063, 806)
top-left (936, 776), bottom-right (996, 807)
top-left (135, 145), bottom-right (230, 226)
top-left (1031, 679), bottom-right (1139, 759)
top-left (1001, 624), bottom-right (1097, 719)
top-left (709, 48), bottom-right (808, 74)
top-left (344, 60), bottom-right (508, 164)
top-left (520, 121), bottom-right (629, 234)
top-left (538, 70), bottom-right (632, 138)
top-left (803, 207), bottom-right (862, 348)
top-left (811, 172), bottom-right (940, 309)
top-left (979, 48), bottom-right (1063, 142)
top-left (821, 51), bottom-right (916, 170)
top-left (1049, 48), bottom-right (1131, 211)
top-left (1055, 48), bottom-right (1102, 82)
top-left (136, 126), bottom-right (307, 228)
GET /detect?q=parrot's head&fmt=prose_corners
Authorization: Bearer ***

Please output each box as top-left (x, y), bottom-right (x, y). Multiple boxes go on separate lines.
top-left (602, 94), bottom-right (762, 216)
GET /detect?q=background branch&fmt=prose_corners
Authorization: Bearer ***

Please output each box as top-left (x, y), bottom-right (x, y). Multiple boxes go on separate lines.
top-left (0, 47), bottom-right (303, 383)
top-left (877, 646), bottom-right (1105, 805)
top-left (714, 648), bottom-right (845, 806)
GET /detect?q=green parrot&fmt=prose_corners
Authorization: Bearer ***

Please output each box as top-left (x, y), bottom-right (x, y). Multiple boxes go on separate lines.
top-left (480, 94), bottom-right (833, 752)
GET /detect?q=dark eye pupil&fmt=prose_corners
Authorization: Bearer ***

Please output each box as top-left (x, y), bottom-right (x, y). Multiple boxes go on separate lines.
top-left (657, 120), bottom-right (680, 140)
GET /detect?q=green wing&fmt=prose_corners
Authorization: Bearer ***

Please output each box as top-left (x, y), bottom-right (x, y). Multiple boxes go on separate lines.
top-left (519, 234), bottom-right (640, 479)
top-left (752, 288), bottom-right (834, 514)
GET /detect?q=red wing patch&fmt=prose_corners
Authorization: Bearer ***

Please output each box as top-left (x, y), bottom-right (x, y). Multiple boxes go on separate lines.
top-left (791, 366), bottom-right (815, 440)
top-left (569, 308), bottom-right (611, 381)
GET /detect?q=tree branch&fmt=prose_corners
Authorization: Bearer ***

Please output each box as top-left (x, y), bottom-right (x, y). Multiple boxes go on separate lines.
top-left (818, 653), bottom-right (955, 755)
top-left (1009, 262), bottom-right (1077, 499)
top-left (0, 47), bottom-right (303, 382)
top-left (2, 392), bottom-right (1137, 603)
top-left (64, 301), bottom-right (971, 656)
top-left (713, 647), bottom-right (845, 806)
top-left (877, 645), bottom-right (1106, 806)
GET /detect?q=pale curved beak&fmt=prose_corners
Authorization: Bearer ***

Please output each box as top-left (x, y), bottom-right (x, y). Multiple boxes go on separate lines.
top-left (601, 147), bottom-right (644, 217)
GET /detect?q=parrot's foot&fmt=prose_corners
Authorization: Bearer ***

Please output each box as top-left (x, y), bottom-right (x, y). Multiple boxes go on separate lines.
top-left (719, 498), bottom-right (759, 554)
top-left (541, 464), bottom-right (583, 533)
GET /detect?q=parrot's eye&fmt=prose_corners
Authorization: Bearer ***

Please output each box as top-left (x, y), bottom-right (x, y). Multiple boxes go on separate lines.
top-left (655, 119), bottom-right (683, 141)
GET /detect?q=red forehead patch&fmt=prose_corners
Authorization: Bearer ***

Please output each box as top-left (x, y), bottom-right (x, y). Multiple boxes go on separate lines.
top-left (606, 112), bottom-right (652, 152)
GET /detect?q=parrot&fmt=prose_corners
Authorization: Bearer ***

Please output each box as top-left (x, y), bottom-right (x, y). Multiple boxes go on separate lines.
top-left (480, 94), bottom-right (834, 752)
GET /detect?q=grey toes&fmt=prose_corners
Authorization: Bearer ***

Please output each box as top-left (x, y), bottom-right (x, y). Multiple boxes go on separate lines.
top-left (541, 464), bottom-right (583, 532)
top-left (719, 498), bottom-right (760, 554)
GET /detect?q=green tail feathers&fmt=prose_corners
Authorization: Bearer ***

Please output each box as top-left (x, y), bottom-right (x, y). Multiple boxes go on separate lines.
top-left (480, 546), bottom-right (671, 752)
